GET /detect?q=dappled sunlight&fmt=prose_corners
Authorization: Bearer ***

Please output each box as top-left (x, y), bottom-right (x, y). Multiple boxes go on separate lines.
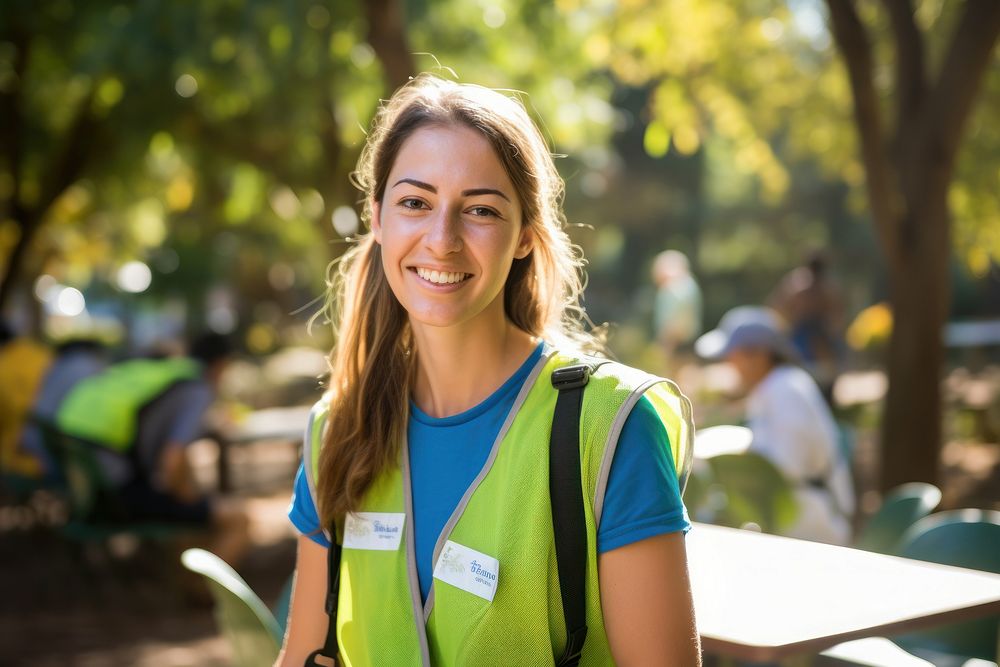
top-left (1, 0), bottom-right (998, 664)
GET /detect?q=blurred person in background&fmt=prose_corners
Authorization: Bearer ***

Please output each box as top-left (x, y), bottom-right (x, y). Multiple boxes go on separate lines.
top-left (0, 321), bottom-right (53, 480)
top-left (768, 251), bottom-right (846, 404)
top-left (18, 337), bottom-right (110, 482)
top-left (697, 306), bottom-right (854, 545)
top-left (50, 332), bottom-right (250, 566)
top-left (652, 249), bottom-right (702, 372)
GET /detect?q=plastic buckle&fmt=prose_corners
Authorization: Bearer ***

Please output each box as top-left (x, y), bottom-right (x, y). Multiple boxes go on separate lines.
top-left (558, 627), bottom-right (589, 665)
top-left (304, 648), bottom-right (338, 666)
top-left (551, 365), bottom-right (590, 390)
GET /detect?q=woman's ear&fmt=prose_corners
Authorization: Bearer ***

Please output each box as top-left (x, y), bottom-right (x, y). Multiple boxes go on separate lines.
top-left (514, 225), bottom-right (534, 259)
top-left (371, 199), bottom-right (383, 244)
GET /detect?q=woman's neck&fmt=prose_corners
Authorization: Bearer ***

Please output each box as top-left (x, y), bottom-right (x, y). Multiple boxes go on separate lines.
top-left (410, 317), bottom-right (537, 419)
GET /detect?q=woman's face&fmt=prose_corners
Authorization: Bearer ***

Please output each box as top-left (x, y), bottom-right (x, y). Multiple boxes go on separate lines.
top-left (372, 123), bottom-right (533, 333)
top-left (725, 347), bottom-right (772, 390)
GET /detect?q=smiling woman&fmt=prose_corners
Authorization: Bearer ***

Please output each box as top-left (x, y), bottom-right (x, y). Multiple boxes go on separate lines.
top-left (373, 124), bottom-right (531, 336)
top-left (277, 74), bottom-right (701, 667)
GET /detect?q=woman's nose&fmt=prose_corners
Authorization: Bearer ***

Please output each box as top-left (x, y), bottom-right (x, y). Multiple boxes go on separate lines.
top-left (424, 206), bottom-right (463, 255)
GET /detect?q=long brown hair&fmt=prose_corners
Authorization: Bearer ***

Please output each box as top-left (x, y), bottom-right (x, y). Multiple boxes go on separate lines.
top-left (317, 74), bottom-right (601, 527)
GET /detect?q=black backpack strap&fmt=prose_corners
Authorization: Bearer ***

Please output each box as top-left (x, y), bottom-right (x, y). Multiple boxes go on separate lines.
top-left (550, 364), bottom-right (591, 667)
top-left (305, 534), bottom-right (342, 666)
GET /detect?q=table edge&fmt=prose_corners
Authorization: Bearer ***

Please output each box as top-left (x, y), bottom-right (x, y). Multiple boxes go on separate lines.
top-left (699, 598), bottom-right (1000, 661)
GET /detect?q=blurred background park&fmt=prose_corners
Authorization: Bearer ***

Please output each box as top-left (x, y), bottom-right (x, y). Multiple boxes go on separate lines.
top-left (1, 0), bottom-right (998, 665)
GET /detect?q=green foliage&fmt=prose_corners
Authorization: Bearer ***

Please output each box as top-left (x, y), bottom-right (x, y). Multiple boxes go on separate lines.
top-left (2, 0), bottom-right (996, 343)
top-left (951, 51), bottom-right (1000, 276)
top-left (584, 0), bottom-right (998, 276)
top-left (3, 0), bottom-right (380, 306)
top-left (1, 0), bottom-right (627, 337)
top-left (406, 0), bottom-right (617, 151)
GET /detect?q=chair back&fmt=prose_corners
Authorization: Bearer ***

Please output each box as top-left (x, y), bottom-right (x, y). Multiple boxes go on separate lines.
top-left (855, 482), bottom-right (942, 554)
top-left (892, 509), bottom-right (1000, 661)
top-left (181, 548), bottom-right (282, 667)
top-left (273, 574), bottom-right (294, 635)
top-left (36, 420), bottom-right (115, 521)
top-left (706, 452), bottom-right (799, 533)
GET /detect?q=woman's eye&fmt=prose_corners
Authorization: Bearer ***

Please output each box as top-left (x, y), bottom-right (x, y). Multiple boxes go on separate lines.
top-left (400, 198), bottom-right (427, 210)
top-left (468, 206), bottom-right (498, 218)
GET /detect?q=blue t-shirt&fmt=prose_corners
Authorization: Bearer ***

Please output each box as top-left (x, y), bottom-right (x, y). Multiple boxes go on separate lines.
top-left (288, 343), bottom-right (690, 601)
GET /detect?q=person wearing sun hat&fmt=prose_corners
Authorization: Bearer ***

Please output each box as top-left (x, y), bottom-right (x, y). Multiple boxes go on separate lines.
top-left (697, 306), bottom-right (855, 545)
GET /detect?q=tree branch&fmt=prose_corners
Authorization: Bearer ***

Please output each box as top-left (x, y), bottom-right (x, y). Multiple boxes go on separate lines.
top-left (37, 91), bottom-right (97, 216)
top-left (0, 23), bottom-right (30, 224)
top-left (0, 87), bottom-right (95, 304)
top-left (922, 0), bottom-right (1000, 170)
top-left (826, 0), bottom-right (901, 265)
top-left (881, 0), bottom-right (926, 134)
top-left (0, 21), bottom-right (32, 303)
top-left (364, 0), bottom-right (416, 92)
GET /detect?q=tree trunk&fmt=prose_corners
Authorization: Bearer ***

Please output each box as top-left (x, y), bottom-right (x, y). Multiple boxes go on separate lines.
top-left (0, 206), bottom-right (37, 314)
top-left (364, 0), bottom-right (415, 92)
top-left (879, 207), bottom-right (950, 489)
top-left (827, 0), bottom-right (1000, 492)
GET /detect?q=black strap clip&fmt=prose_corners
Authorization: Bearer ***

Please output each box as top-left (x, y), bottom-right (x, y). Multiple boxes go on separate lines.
top-left (304, 648), bottom-right (338, 666)
top-left (308, 539), bottom-right (341, 666)
top-left (551, 364), bottom-right (590, 390)
top-left (557, 626), bottom-right (589, 666)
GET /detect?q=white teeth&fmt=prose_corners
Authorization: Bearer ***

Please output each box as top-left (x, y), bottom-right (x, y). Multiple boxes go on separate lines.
top-left (416, 267), bottom-right (468, 284)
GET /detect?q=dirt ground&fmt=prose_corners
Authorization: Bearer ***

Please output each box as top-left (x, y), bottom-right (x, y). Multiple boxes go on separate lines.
top-left (1, 439), bottom-right (301, 667)
top-left (2, 393), bottom-right (998, 666)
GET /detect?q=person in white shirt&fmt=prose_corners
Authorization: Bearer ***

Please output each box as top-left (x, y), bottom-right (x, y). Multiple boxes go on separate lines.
top-left (696, 306), bottom-right (855, 545)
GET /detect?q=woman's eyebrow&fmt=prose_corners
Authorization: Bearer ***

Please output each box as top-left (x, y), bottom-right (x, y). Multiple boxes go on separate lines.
top-left (392, 178), bottom-right (510, 203)
top-left (393, 178), bottom-right (436, 192)
top-left (462, 188), bottom-right (510, 202)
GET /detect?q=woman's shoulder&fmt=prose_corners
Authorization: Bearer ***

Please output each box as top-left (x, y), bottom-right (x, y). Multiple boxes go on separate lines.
top-left (303, 393), bottom-right (335, 455)
top-left (766, 365), bottom-right (824, 400)
top-left (307, 388), bottom-right (342, 421)
top-left (548, 346), bottom-right (662, 387)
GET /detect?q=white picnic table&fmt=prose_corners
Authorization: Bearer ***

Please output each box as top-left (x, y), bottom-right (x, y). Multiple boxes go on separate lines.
top-left (687, 522), bottom-right (1000, 665)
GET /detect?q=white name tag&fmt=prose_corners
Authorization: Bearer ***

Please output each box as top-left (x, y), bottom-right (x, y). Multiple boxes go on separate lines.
top-left (433, 540), bottom-right (499, 602)
top-left (342, 512), bottom-right (405, 551)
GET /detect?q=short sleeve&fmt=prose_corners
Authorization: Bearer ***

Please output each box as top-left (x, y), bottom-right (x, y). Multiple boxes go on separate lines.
top-left (597, 394), bottom-right (691, 553)
top-left (160, 382), bottom-right (214, 449)
top-left (134, 381), bottom-right (215, 477)
top-left (288, 462), bottom-right (331, 547)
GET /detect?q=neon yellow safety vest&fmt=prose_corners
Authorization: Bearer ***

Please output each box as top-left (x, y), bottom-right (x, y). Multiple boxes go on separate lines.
top-left (304, 349), bottom-right (694, 666)
top-left (0, 337), bottom-right (53, 477)
top-left (55, 358), bottom-right (202, 452)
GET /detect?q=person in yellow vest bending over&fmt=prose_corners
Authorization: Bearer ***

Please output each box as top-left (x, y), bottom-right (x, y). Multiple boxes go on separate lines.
top-left (54, 333), bottom-right (249, 566)
top-left (277, 75), bottom-right (701, 666)
top-left (0, 322), bottom-right (53, 479)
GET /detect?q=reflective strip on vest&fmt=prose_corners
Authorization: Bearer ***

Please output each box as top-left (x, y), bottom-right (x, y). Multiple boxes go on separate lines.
top-left (304, 398), bottom-right (333, 544)
top-left (55, 358), bottom-right (202, 452)
top-left (301, 350), bottom-right (695, 666)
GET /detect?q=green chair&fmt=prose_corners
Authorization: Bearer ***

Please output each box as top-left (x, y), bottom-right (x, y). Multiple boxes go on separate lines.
top-left (273, 574), bottom-right (294, 635)
top-left (820, 636), bottom-right (937, 666)
top-left (704, 452), bottom-right (799, 533)
top-left (890, 509), bottom-right (1000, 664)
top-left (181, 548), bottom-right (284, 667)
top-left (38, 421), bottom-right (190, 542)
top-left (835, 421), bottom-right (857, 465)
top-left (855, 482), bottom-right (942, 555)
